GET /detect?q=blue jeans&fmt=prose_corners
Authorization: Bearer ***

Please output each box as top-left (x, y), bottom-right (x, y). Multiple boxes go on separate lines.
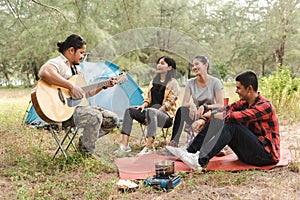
top-left (187, 119), bottom-right (276, 167)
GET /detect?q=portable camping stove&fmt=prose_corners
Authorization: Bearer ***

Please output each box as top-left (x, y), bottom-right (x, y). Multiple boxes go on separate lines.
top-left (145, 160), bottom-right (181, 191)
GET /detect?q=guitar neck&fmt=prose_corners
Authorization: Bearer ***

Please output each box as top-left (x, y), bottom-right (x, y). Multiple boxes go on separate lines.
top-left (81, 79), bottom-right (111, 92)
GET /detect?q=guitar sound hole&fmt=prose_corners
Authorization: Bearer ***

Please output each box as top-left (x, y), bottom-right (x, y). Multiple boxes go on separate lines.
top-left (57, 88), bottom-right (66, 105)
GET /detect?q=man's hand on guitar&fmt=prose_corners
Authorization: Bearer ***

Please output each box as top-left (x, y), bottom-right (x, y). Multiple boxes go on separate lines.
top-left (105, 78), bottom-right (118, 88)
top-left (71, 84), bottom-right (85, 99)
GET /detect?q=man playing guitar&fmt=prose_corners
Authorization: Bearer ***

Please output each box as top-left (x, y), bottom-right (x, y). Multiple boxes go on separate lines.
top-left (37, 34), bottom-right (119, 156)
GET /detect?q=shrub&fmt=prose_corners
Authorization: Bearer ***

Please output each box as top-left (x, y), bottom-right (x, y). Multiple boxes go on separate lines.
top-left (260, 66), bottom-right (300, 123)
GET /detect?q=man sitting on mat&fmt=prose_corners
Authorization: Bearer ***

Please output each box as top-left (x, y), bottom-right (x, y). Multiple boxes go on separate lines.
top-left (166, 71), bottom-right (280, 170)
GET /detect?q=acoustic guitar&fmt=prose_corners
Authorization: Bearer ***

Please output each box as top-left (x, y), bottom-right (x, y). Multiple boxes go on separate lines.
top-left (31, 74), bottom-right (127, 123)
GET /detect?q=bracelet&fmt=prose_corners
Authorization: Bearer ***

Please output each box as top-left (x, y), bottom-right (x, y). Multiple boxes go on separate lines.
top-left (200, 116), bottom-right (208, 122)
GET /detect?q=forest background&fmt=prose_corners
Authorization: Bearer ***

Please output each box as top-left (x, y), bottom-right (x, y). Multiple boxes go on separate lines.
top-left (1, 0), bottom-right (300, 87)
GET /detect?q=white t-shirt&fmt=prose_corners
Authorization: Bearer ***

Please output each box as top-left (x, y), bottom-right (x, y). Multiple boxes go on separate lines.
top-left (46, 54), bottom-right (82, 79)
top-left (185, 75), bottom-right (223, 107)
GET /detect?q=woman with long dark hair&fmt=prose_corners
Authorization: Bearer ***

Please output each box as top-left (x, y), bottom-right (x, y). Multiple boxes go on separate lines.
top-left (115, 56), bottom-right (180, 156)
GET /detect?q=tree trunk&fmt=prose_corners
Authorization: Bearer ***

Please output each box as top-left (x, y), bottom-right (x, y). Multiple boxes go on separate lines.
top-left (33, 64), bottom-right (39, 81)
top-left (273, 35), bottom-right (286, 67)
top-left (26, 63), bottom-right (30, 86)
top-left (261, 58), bottom-right (266, 76)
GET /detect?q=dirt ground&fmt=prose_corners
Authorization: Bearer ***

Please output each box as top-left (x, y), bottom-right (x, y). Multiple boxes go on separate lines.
top-left (279, 124), bottom-right (300, 161)
top-left (1, 123), bottom-right (299, 199)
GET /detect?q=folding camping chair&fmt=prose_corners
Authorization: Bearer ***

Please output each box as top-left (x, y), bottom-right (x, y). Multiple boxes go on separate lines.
top-left (48, 118), bottom-right (79, 159)
top-left (139, 122), bottom-right (171, 145)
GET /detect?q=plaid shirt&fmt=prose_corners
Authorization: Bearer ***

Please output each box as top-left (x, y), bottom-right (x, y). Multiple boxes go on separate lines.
top-left (225, 93), bottom-right (280, 162)
top-left (143, 78), bottom-right (180, 119)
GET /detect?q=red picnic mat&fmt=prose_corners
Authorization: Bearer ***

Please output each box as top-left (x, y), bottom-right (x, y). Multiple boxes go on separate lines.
top-left (114, 154), bottom-right (190, 180)
top-left (114, 148), bottom-right (291, 180)
top-left (206, 147), bottom-right (291, 171)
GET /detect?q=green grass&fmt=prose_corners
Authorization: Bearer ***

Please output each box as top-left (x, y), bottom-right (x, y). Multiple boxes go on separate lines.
top-left (0, 87), bottom-right (300, 199)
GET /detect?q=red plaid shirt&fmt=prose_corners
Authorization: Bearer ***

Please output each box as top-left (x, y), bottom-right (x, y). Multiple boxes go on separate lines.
top-left (225, 93), bottom-right (280, 162)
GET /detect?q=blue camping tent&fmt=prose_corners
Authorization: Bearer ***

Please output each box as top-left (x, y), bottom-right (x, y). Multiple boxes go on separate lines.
top-left (80, 61), bottom-right (144, 120)
top-left (25, 102), bottom-right (47, 128)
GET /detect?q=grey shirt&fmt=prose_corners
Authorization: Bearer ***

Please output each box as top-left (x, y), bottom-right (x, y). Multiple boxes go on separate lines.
top-left (185, 75), bottom-right (223, 107)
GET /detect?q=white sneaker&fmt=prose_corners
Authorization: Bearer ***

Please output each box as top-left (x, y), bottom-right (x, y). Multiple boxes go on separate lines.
top-left (165, 145), bottom-right (182, 156)
top-left (166, 146), bottom-right (201, 170)
top-left (114, 144), bottom-right (131, 154)
top-left (137, 146), bottom-right (155, 156)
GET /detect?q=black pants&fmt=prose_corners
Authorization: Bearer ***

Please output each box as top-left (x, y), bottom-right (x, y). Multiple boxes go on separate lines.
top-left (187, 120), bottom-right (276, 167)
top-left (170, 106), bottom-right (194, 143)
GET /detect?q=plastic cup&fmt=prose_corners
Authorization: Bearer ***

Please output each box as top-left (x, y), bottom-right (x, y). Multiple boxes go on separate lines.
top-left (224, 98), bottom-right (229, 106)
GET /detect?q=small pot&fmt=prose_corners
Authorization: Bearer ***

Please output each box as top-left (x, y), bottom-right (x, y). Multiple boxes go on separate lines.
top-left (155, 160), bottom-right (174, 178)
